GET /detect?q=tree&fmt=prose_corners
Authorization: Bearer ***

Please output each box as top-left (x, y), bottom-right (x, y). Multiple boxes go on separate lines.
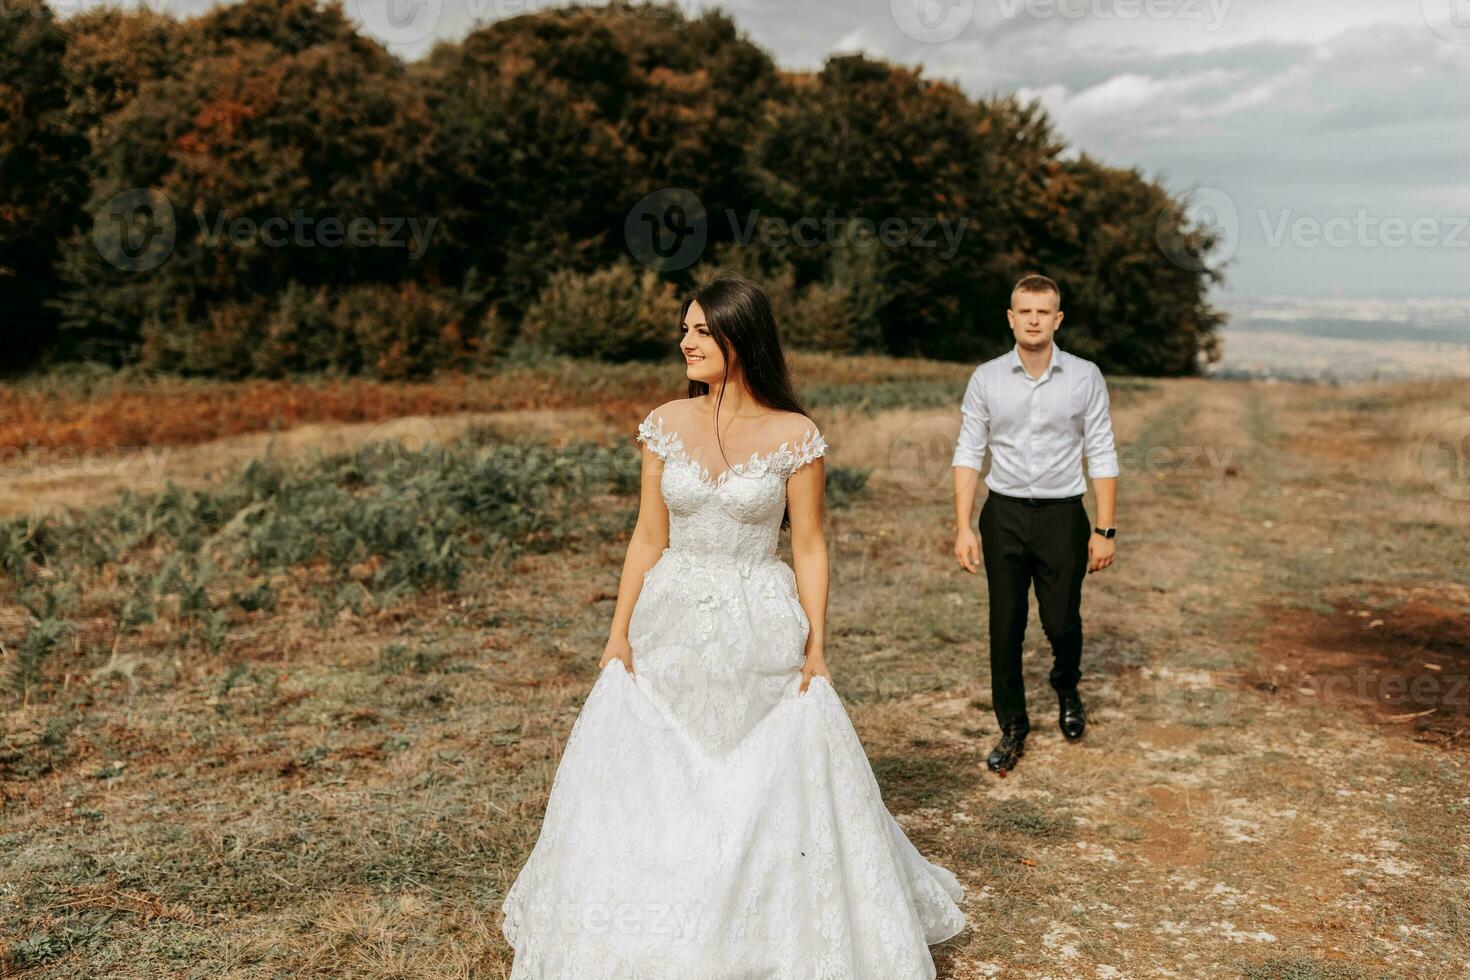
top-left (755, 55), bottom-right (1024, 361)
top-left (417, 6), bottom-right (781, 331)
top-left (49, 0), bottom-right (434, 369)
top-left (12, 0), bottom-right (1222, 376)
top-left (0, 0), bottom-right (88, 371)
top-left (1031, 153), bottom-right (1225, 376)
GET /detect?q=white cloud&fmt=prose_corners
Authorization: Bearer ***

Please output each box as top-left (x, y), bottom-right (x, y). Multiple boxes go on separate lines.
top-left (86, 0), bottom-right (1470, 296)
top-left (831, 27), bottom-right (872, 55)
top-left (1020, 66), bottom-right (1269, 143)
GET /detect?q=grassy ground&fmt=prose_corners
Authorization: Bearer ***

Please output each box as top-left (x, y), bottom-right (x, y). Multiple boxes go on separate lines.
top-left (0, 353), bottom-right (980, 457)
top-left (2, 361), bottom-right (1468, 978)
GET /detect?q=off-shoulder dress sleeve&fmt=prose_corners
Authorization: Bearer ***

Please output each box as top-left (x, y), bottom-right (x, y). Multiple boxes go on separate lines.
top-left (782, 427), bottom-right (827, 478)
top-left (635, 410), bottom-right (680, 461)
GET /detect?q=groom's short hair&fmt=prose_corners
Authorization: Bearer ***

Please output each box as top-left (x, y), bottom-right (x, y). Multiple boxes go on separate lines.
top-left (1012, 274), bottom-right (1060, 306)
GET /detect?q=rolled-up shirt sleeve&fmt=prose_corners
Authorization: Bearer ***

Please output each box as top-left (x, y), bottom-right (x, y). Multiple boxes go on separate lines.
top-left (1082, 364), bottom-right (1119, 479)
top-left (951, 368), bottom-right (990, 472)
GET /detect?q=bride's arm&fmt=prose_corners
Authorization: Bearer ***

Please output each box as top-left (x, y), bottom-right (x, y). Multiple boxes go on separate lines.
top-left (600, 444), bottom-right (670, 670)
top-left (787, 458), bottom-right (830, 690)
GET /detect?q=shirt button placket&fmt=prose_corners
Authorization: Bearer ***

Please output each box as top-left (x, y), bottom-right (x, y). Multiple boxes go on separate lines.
top-left (1033, 382), bottom-right (1041, 494)
top-left (1027, 380), bottom-right (1038, 494)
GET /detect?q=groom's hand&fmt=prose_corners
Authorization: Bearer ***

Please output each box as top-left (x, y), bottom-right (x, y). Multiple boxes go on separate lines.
top-left (954, 527), bottom-right (980, 574)
top-left (1087, 533), bottom-right (1115, 573)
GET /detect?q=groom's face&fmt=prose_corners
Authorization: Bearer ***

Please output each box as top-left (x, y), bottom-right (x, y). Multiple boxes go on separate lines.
top-left (1007, 289), bottom-right (1063, 350)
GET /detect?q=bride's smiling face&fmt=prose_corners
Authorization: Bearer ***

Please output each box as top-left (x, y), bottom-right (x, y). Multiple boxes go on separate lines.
top-left (680, 300), bottom-right (730, 383)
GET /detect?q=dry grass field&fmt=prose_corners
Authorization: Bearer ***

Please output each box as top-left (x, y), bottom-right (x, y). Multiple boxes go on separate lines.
top-left (2, 355), bottom-right (1468, 978)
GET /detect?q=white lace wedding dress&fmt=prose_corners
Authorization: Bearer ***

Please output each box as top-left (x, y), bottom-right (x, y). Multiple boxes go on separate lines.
top-left (500, 410), bottom-right (967, 979)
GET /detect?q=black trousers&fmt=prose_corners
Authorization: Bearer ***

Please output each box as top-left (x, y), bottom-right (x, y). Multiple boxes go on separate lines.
top-left (978, 491), bottom-right (1091, 732)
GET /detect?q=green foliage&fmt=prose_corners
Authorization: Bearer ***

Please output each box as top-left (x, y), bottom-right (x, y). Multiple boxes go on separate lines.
top-left (49, 0), bottom-right (435, 365)
top-left (137, 280), bottom-right (479, 379)
top-left (7, 929), bottom-right (70, 968)
top-left (232, 581), bottom-right (276, 612)
top-left (0, 431), bottom-right (637, 699)
top-left (823, 465), bottom-right (870, 509)
top-left (517, 260), bottom-right (682, 361)
top-left (377, 641), bottom-right (452, 675)
top-left (1032, 154), bottom-right (1226, 375)
top-left (0, 0), bottom-right (89, 371)
top-left (984, 798), bottom-right (1075, 839)
top-left (1236, 958), bottom-right (1370, 980)
top-left (756, 54), bottom-right (1016, 362)
top-left (12, 0), bottom-right (1219, 376)
top-left (691, 240), bottom-right (891, 354)
top-left (419, 6), bottom-right (781, 319)
top-left (5, 619), bottom-right (72, 700)
top-left (0, 715), bottom-right (73, 781)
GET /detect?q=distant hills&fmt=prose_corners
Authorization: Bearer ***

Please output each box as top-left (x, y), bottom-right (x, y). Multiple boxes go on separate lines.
top-left (1209, 296), bottom-right (1470, 381)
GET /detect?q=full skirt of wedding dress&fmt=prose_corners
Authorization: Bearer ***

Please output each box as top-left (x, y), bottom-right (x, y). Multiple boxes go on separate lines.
top-left (500, 550), bottom-right (967, 979)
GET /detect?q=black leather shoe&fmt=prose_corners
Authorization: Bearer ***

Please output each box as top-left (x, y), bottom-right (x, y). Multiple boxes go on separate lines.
top-left (986, 722), bottom-right (1029, 772)
top-left (1058, 688), bottom-right (1085, 740)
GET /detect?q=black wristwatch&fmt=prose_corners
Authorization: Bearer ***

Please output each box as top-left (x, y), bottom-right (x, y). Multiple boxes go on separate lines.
top-left (1094, 527), bottom-right (1116, 539)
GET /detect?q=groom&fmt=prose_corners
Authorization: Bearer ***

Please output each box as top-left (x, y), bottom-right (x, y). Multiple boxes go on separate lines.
top-left (950, 274), bottom-right (1119, 773)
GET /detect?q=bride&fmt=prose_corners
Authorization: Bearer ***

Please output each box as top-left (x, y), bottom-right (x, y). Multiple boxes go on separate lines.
top-left (500, 271), bottom-right (967, 978)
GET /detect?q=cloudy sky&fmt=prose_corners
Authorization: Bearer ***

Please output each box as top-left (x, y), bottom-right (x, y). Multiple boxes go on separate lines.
top-left (84, 0), bottom-right (1470, 299)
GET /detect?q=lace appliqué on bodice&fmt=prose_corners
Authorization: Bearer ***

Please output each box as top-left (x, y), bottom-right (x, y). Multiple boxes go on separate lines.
top-left (635, 410), bottom-right (828, 565)
top-left (637, 411), bottom-right (828, 486)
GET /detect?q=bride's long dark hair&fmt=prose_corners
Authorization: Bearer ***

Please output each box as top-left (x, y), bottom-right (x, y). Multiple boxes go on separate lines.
top-left (679, 271), bottom-right (811, 528)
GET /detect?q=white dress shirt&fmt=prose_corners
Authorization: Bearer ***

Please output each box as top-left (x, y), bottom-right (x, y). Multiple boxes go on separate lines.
top-left (951, 342), bottom-right (1120, 498)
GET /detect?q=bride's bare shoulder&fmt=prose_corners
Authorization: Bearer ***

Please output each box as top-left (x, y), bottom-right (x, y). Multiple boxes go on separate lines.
top-left (772, 409), bottom-right (820, 441)
top-left (646, 396), bottom-right (699, 424)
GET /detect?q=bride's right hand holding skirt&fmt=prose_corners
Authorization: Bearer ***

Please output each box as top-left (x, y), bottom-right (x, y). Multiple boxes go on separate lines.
top-left (598, 633), bottom-right (635, 675)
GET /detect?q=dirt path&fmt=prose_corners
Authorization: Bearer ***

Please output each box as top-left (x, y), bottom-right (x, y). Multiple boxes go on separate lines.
top-left (897, 378), bottom-right (1470, 978)
top-left (3, 377), bottom-right (1467, 978)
